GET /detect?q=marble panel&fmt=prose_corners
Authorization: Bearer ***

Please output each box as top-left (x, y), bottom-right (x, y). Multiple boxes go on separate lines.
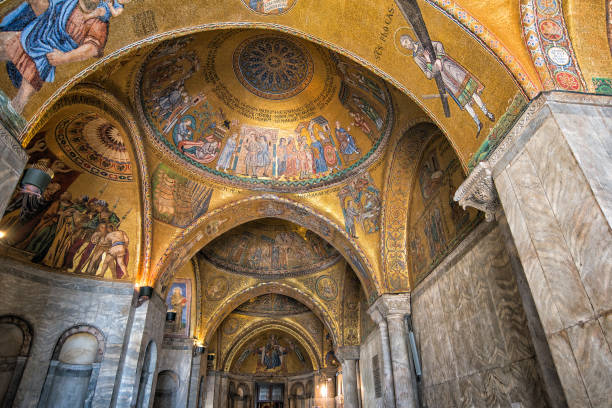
top-left (0, 127), bottom-right (27, 218)
top-left (547, 99), bottom-right (612, 228)
top-left (524, 119), bottom-right (612, 316)
top-left (411, 225), bottom-right (548, 408)
top-left (505, 151), bottom-right (593, 327)
top-left (495, 170), bottom-right (564, 335)
top-left (546, 331), bottom-right (591, 408)
top-left (566, 320), bottom-right (612, 408)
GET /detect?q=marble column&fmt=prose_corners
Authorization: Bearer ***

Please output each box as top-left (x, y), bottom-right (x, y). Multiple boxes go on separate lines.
top-left (455, 91), bottom-right (612, 408)
top-left (367, 305), bottom-right (396, 408)
top-left (218, 373), bottom-right (229, 408)
top-left (0, 126), bottom-right (27, 217)
top-left (336, 346), bottom-right (360, 408)
top-left (371, 294), bottom-right (417, 408)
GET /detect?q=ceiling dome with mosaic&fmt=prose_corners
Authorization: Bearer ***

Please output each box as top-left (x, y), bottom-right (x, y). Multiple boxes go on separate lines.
top-left (200, 219), bottom-right (341, 278)
top-left (137, 29), bottom-right (393, 192)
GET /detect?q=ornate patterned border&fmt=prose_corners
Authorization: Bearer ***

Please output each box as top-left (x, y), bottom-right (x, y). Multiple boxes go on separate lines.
top-left (519, 0), bottom-right (586, 91)
top-left (380, 117), bottom-right (433, 292)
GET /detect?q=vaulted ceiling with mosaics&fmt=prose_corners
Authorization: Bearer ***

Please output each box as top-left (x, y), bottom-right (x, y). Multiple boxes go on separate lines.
top-left (0, 0), bottom-right (609, 358)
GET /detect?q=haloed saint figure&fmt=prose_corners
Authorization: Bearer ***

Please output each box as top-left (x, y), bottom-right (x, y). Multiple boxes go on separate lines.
top-left (399, 34), bottom-right (495, 136)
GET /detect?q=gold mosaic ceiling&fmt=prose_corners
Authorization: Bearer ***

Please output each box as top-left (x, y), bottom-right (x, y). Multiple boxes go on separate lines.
top-left (200, 218), bottom-right (341, 278)
top-left (138, 30), bottom-right (393, 192)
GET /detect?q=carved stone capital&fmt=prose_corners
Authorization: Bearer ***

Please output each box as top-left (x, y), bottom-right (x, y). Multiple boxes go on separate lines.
top-left (370, 293), bottom-right (411, 318)
top-left (453, 161), bottom-right (500, 222)
top-left (335, 346), bottom-right (360, 362)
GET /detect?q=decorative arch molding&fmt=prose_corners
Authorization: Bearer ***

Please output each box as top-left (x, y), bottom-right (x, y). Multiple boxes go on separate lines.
top-left (0, 315), bottom-right (33, 407)
top-left (222, 321), bottom-right (321, 372)
top-left (519, 0), bottom-right (586, 91)
top-left (20, 19), bottom-right (531, 170)
top-left (153, 195), bottom-right (380, 300)
top-left (381, 121), bottom-right (439, 291)
top-left (0, 315), bottom-right (33, 357)
top-left (202, 282), bottom-right (340, 350)
top-left (27, 85), bottom-right (153, 283)
top-left (52, 324), bottom-right (106, 363)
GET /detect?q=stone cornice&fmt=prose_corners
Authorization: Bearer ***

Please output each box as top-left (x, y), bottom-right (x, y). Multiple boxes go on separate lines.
top-left (454, 92), bottom-right (550, 221)
top-left (455, 91), bottom-right (612, 221)
top-left (369, 293), bottom-right (411, 318)
top-left (335, 346), bottom-right (360, 362)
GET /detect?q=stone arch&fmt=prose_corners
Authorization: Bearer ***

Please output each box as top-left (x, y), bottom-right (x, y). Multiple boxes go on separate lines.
top-left (18, 18), bottom-right (529, 158)
top-left (153, 195), bottom-right (380, 300)
top-left (380, 122), bottom-right (440, 291)
top-left (153, 370), bottom-right (180, 408)
top-left (51, 324), bottom-right (105, 364)
top-left (203, 282), bottom-right (339, 350)
top-left (222, 321), bottom-right (321, 372)
top-left (0, 315), bottom-right (33, 406)
top-left (39, 324), bottom-right (106, 408)
top-left (25, 84), bottom-right (153, 282)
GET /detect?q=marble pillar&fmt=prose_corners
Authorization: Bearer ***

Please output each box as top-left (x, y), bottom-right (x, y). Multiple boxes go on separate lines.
top-left (371, 294), bottom-right (417, 408)
top-left (112, 290), bottom-right (167, 407)
top-left (336, 346), bottom-right (360, 408)
top-left (0, 126), bottom-right (27, 218)
top-left (367, 305), bottom-right (396, 408)
top-left (455, 91), bottom-right (612, 408)
top-left (219, 373), bottom-right (229, 408)
top-left (187, 349), bottom-right (203, 408)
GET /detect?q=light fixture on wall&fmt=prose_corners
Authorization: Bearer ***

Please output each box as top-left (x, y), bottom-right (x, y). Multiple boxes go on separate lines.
top-left (137, 286), bottom-right (154, 306)
top-left (193, 338), bottom-right (205, 355)
top-left (0, 231), bottom-right (5, 239)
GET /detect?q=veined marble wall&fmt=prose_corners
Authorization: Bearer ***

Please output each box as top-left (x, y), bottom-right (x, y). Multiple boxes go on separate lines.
top-left (411, 222), bottom-right (548, 408)
top-left (493, 93), bottom-right (612, 408)
top-left (358, 328), bottom-right (383, 408)
top-left (0, 256), bottom-right (135, 407)
top-left (0, 127), bottom-right (27, 218)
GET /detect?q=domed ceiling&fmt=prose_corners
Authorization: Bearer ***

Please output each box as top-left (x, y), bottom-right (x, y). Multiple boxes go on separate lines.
top-left (137, 29), bottom-right (393, 192)
top-left (200, 218), bottom-right (341, 277)
top-left (235, 294), bottom-right (310, 317)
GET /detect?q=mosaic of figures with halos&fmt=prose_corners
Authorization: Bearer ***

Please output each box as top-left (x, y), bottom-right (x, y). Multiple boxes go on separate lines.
top-left (138, 30), bottom-right (393, 192)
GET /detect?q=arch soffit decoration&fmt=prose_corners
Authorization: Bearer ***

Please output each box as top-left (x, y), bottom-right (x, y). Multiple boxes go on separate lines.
top-left (203, 282), bottom-right (340, 350)
top-left (381, 120), bottom-right (438, 291)
top-left (222, 321), bottom-right (321, 372)
top-left (52, 324), bottom-right (106, 363)
top-left (154, 195), bottom-right (379, 300)
top-left (0, 315), bottom-right (33, 357)
top-left (18, 13), bottom-right (541, 166)
top-left (30, 85), bottom-right (153, 282)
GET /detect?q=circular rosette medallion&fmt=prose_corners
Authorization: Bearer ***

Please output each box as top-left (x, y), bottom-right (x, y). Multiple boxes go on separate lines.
top-left (233, 36), bottom-right (314, 100)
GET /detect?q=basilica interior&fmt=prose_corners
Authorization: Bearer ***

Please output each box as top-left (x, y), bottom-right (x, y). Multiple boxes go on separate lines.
top-left (0, 0), bottom-right (610, 407)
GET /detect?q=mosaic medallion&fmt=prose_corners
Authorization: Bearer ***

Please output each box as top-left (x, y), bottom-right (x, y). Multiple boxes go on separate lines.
top-left (233, 36), bottom-right (314, 100)
top-left (55, 112), bottom-right (133, 182)
top-left (315, 275), bottom-right (338, 301)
